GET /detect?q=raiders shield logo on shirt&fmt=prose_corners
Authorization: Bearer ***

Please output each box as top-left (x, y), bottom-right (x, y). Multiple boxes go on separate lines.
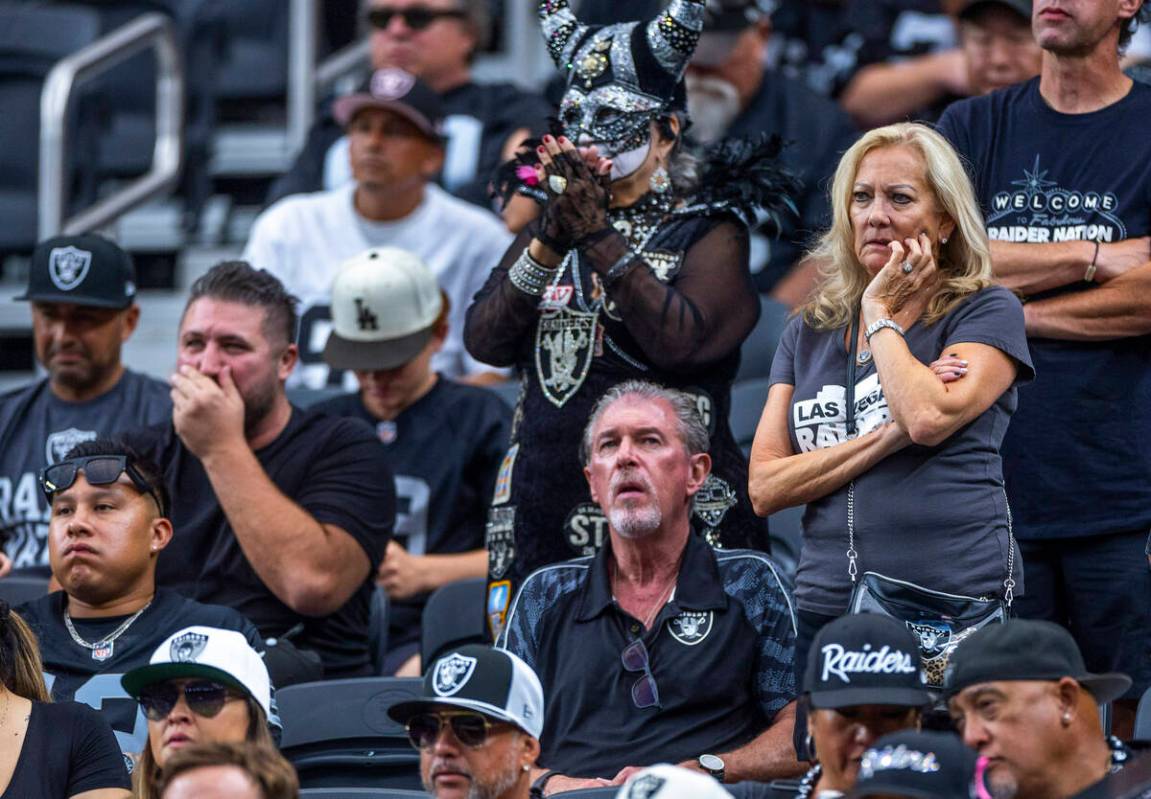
top-left (625, 774), bottom-right (666, 799)
top-left (433, 652), bottom-right (477, 697)
top-left (45, 427), bottom-right (98, 465)
top-left (170, 631), bottom-right (209, 662)
top-left (667, 611), bottom-right (714, 646)
top-left (486, 506), bottom-right (516, 580)
top-left (48, 246), bottom-right (93, 291)
top-left (535, 307), bottom-right (597, 408)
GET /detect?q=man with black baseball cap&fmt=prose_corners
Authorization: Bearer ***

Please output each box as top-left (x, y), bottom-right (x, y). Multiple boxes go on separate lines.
top-left (945, 619), bottom-right (1133, 799)
top-left (244, 66), bottom-right (511, 390)
top-left (850, 730), bottom-right (989, 799)
top-left (1, 233), bottom-right (169, 577)
top-left (388, 644), bottom-right (543, 799)
top-left (313, 248), bottom-right (509, 676)
top-left (789, 614), bottom-right (932, 799)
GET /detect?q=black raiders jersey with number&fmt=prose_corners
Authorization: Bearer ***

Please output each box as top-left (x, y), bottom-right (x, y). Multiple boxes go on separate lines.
top-left (18, 588), bottom-right (262, 757)
top-left (313, 378), bottom-right (511, 651)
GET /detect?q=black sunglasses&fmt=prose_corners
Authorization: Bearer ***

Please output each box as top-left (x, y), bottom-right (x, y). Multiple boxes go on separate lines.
top-left (406, 711), bottom-right (510, 749)
top-left (368, 6), bottom-right (466, 31)
top-left (137, 680), bottom-right (243, 721)
top-left (41, 455), bottom-right (167, 517)
top-left (621, 637), bottom-right (661, 710)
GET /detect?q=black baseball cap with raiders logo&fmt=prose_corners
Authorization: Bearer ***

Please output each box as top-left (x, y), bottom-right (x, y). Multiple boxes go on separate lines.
top-left (333, 67), bottom-right (445, 141)
top-left (16, 233), bottom-right (137, 309)
top-left (805, 614), bottom-right (933, 709)
top-left (388, 645), bottom-right (545, 739)
top-left (850, 730), bottom-right (983, 799)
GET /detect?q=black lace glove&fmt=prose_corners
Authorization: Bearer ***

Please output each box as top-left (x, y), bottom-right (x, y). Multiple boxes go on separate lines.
top-left (539, 150), bottom-right (613, 251)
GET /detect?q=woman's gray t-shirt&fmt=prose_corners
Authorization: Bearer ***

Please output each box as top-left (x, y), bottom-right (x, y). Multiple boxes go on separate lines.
top-left (769, 285), bottom-right (1034, 615)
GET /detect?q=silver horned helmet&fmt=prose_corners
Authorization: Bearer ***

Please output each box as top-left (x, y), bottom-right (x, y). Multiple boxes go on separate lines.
top-left (540, 0), bottom-right (706, 158)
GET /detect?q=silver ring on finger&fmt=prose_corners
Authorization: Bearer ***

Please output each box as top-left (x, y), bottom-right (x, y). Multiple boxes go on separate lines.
top-left (901, 260), bottom-right (914, 274)
top-left (548, 174), bottom-right (568, 194)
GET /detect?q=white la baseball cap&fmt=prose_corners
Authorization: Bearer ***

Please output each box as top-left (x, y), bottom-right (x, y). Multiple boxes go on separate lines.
top-left (121, 626), bottom-right (272, 720)
top-left (322, 246), bottom-right (445, 371)
top-left (616, 765), bottom-right (734, 799)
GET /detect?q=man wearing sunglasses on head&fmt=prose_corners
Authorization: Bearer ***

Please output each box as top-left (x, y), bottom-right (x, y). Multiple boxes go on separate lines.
top-left (18, 440), bottom-right (265, 756)
top-left (267, 0), bottom-right (551, 211)
top-left (388, 644), bottom-right (544, 799)
top-left (500, 382), bottom-right (800, 794)
top-left (122, 625), bottom-right (277, 799)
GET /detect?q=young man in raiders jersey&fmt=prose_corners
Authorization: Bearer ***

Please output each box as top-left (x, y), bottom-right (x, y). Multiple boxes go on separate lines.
top-left (18, 439), bottom-right (262, 757)
top-left (314, 247), bottom-right (510, 676)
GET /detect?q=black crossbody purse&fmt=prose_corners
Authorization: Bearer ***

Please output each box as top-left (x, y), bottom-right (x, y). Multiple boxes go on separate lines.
top-left (842, 315), bottom-right (1014, 689)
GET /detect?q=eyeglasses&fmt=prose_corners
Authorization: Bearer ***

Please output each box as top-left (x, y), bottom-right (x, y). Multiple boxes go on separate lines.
top-left (368, 6), bottom-right (466, 31)
top-left (137, 680), bottom-right (243, 721)
top-left (405, 711), bottom-right (510, 750)
top-left (621, 638), bottom-right (661, 710)
top-left (41, 455), bottom-right (167, 517)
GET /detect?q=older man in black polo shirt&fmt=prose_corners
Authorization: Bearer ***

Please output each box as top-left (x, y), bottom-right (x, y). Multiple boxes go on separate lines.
top-left (500, 381), bottom-right (800, 794)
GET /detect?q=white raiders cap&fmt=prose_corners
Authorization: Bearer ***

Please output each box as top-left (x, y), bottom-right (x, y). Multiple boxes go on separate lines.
top-left (387, 645), bottom-right (545, 739)
top-left (121, 625), bottom-right (272, 719)
top-left (322, 246), bottom-right (444, 371)
top-left (615, 764), bottom-right (734, 799)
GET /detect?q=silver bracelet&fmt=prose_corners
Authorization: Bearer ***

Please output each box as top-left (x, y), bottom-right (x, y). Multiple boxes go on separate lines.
top-left (864, 318), bottom-right (905, 343)
top-left (508, 250), bottom-right (558, 296)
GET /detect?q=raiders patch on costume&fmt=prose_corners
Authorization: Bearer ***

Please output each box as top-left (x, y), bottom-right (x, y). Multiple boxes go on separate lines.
top-left (641, 249), bottom-right (684, 283)
top-left (433, 651), bottom-right (477, 696)
top-left (692, 474), bottom-right (737, 529)
top-left (667, 611), bottom-right (714, 646)
top-left (493, 444), bottom-right (518, 505)
top-left (45, 427), bottom-right (98, 466)
top-left (487, 580), bottom-right (512, 642)
top-left (486, 506), bottom-right (517, 579)
top-left (564, 502), bottom-right (609, 556)
top-left (170, 631), bottom-right (209, 662)
top-left (536, 307), bottom-right (597, 407)
top-left (625, 774), bottom-right (666, 799)
top-left (376, 420), bottom-right (398, 445)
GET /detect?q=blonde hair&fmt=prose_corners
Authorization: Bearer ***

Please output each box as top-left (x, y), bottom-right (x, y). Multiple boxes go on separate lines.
top-left (134, 697), bottom-right (275, 799)
top-left (804, 122), bottom-right (992, 331)
top-left (0, 607), bottom-right (51, 702)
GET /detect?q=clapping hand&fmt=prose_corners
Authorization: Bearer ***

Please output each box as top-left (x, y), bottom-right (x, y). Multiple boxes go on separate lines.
top-left (534, 134), bottom-right (613, 254)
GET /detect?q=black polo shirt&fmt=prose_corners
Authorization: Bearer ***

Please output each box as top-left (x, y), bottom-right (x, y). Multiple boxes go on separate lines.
top-left (500, 533), bottom-right (797, 777)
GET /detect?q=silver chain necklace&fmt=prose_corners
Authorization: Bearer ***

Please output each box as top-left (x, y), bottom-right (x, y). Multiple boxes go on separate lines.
top-left (64, 599), bottom-right (152, 662)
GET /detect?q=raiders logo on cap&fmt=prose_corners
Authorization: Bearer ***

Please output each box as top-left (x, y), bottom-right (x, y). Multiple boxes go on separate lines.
top-left (372, 67), bottom-right (416, 99)
top-left (433, 652), bottom-right (478, 697)
top-left (626, 774), bottom-right (667, 799)
top-left (48, 246), bottom-right (93, 292)
top-left (171, 631), bottom-right (209, 663)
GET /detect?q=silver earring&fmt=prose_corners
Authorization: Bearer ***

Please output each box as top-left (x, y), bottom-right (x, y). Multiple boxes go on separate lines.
top-left (941, 236), bottom-right (949, 244)
top-left (649, 164), bottom-right (671, 194)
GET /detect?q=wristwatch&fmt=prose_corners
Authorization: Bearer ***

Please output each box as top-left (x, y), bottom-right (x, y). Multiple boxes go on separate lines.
top-left (699, 754), bottom-right (725, 783)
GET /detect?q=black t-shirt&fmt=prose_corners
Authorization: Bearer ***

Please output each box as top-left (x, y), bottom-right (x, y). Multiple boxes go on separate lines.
top-left (937, 78), bottom-right (1151, 541)
top-left (313, 378), bottom-right (510, 651)
top-left (2, 700), bottom-right (131, 798)
top-left (266, 80), bottom-right (552, 209)
top-left (126, 408), bottom-right (394, 677)
top-left (19, 588), bottom-right (262, 756)
top-left (726, 71), bottom-right (859, 291)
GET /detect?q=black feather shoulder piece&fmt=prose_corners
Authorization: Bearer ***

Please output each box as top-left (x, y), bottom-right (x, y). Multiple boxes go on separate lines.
top-left (677, 133), bottom-right (801, 229)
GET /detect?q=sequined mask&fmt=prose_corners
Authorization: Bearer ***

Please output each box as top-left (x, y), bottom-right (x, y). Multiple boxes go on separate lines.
top-left (558, 84), bottom-right (661, 158)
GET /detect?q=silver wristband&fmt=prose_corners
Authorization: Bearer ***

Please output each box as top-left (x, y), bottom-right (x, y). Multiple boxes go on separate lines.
top-left (508, 250), bottom-right (558, 296)
top-left (864, 318), bottom-right (905, 343)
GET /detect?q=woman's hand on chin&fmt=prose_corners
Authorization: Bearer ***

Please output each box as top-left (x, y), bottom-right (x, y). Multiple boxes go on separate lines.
top-left (862, 234), bottom-right (938, 327)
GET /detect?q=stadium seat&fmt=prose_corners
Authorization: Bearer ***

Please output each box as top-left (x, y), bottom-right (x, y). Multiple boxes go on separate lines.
top-left (214, 0), bottom-right (288, 108)
top-left (0, 574), bottom-right (52, 607)
top-left (0, 4), bottom-right (102, 253)
top-left (277, 677), bottom-right (423, 790)
top-left (420, 577), bottom-right (486, 669)
top-left (300, 791), bottom-right (429, 799)
top-left (728, 376), bottom-right (770, 458)
top-left (1136, 684), bottom-right (1151, 742)
top-left (736, 296), bottom-right (792, 382)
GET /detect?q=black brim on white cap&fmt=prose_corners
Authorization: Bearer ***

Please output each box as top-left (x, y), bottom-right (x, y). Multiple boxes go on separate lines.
top-left (322, 324), bottom-right (436, 372)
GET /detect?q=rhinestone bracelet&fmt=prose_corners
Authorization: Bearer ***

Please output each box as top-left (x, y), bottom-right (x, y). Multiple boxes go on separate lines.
top-left (508, 250), bottom-right (558, 296)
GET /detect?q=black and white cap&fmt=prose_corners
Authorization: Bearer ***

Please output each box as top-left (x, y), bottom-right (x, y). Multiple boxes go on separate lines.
top-left (615, 764), bottom-right (734, 799)
top-left (850, 730), bottom-right (982, 799)
top-left (332, 67), bottom-right (445, 139)
top-left (805, 614), bottom-right (932, 709)
top-left (388, 645), bottom-right (545, 739)
top-left (17, 233), bottom-right (137, 309)
top-left (322, 247), bottom-right (444, 371)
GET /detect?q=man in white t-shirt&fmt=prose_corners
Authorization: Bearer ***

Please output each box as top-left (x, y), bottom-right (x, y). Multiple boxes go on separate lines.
top-left (243, 68), bottom-right (512, 389)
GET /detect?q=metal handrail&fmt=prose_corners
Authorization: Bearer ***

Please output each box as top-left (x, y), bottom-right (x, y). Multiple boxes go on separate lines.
top-left (286, 0), bottom-right (317, 156)
top-left (38, 13), bottom-right (184, 239)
